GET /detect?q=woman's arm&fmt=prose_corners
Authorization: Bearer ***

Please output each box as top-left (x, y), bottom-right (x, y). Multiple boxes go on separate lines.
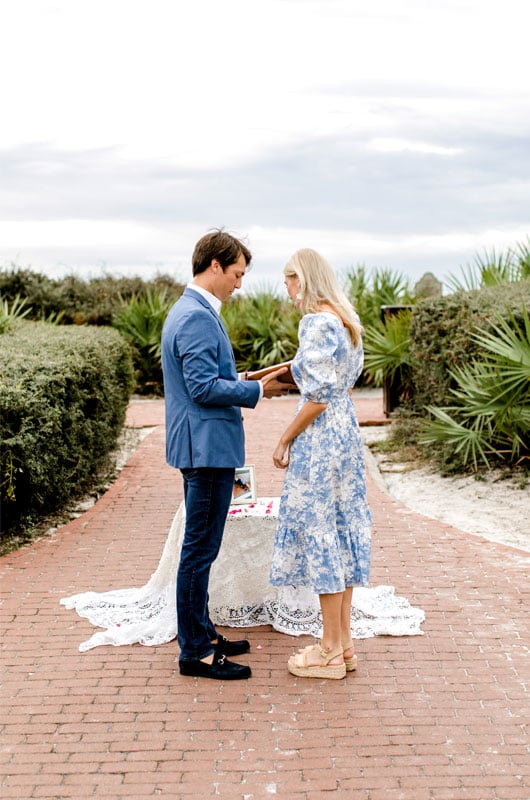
top-left (272, 400), bottom-right (327, 469)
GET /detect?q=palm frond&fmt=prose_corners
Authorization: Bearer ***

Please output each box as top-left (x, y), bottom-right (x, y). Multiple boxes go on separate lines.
top-left (422, 303), bottom-right (530, 469)
top-left (445, 246), bottom-right (520, 292)
top-left (344, 264), bottom-right (413, 328)
top-left (222, 292), bottom-right (300, 371)
top-left (421, 406), bottom-right (497, 470)
top-left (509, 236), bottom-right (530, 279)
top-left (363, 310), bottom-right (412, 386)
top-left (470, 309), bottom-right (530, 377)
top-left (0, 294), bottom-right (32, 333)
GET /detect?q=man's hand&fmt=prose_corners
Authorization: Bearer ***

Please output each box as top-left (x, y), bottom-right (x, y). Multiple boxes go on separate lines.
top-left (261, 367), bottom-right (291, 398)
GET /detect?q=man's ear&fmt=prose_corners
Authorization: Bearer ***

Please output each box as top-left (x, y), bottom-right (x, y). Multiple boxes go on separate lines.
top-left (210, 259), bottom-right (221, 272)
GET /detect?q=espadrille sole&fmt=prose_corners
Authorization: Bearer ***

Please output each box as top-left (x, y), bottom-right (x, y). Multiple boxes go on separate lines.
top-left (288, 661), bottom-right (346, 679)
top-left (344, 654), bottom-right (358, 672)
top-left (288, 644), bottom-right (346, 679)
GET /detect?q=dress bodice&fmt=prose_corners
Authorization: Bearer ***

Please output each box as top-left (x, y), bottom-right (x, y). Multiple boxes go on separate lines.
top-left (291, 312), bottom-right (363, 404)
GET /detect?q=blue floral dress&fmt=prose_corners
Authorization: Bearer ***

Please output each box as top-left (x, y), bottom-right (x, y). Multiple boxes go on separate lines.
top-left (269, 312), bottom-right (372, 594)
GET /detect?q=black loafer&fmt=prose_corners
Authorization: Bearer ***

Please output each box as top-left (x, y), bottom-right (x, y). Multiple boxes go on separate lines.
top-left (179, 652), bottom-right (251, 680)
top-left (213, 634), bottom-right (250, 657)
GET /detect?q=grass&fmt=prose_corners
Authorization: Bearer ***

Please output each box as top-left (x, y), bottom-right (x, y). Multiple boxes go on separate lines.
top-left (367, 415), bottom-right (426, 467)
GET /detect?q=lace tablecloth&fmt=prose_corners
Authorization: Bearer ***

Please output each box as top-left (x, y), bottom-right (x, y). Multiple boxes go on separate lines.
top-left (61, 498), bottom-right (425, 651)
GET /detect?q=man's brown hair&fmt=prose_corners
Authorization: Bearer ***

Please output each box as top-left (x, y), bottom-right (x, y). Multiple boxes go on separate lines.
top-left (192, 229), bottom-right (252, 276)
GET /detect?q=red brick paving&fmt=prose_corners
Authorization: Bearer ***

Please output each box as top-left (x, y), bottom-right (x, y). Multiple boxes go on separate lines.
top-left (1, 395), bottom-right (529, 799)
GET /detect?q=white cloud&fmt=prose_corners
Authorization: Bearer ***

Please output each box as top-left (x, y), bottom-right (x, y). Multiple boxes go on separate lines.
top-left (2, 0), bottom-right (529, 163)
top-left (0, 0), bottom-right (528, 286)
top-left (368, 138), bottom-right (462, 156)
top-left (0, 220), bottom-right (153, 248)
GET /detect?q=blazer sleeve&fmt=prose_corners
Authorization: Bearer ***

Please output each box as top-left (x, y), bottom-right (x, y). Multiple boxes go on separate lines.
top-left (176, 307), bottom-right (260, 409)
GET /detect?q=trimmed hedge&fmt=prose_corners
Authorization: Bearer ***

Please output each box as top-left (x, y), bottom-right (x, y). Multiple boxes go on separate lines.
top-left (408, 280), bottom-right (530, 409)
top-left (0, 321), bottom-right (135, 534)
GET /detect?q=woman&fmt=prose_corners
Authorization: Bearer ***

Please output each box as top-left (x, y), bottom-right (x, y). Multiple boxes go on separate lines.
top-left (270, 248), bottom-right (372, 679)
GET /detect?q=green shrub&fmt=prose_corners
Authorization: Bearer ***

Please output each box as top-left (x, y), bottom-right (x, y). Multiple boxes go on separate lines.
top-left (420, 309), bottom-right (530, 471)
top-left (0, 266), bottom-right (185, 394)
top-left (0, 321), bottom-right (135, 534)
top-left (408, 280), bottom-right (530, 410)
top-left (0, 266), bottom-right (184, 326)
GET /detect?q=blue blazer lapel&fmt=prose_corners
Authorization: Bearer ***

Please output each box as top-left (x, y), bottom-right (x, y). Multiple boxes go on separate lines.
top-left (184, 287), bottom-right (232, 349)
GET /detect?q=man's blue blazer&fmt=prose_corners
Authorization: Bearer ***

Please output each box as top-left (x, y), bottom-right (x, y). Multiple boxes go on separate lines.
top-left (161, 288), bottom-right (261, 469)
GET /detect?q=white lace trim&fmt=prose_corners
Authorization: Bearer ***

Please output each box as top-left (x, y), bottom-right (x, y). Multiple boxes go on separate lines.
top-left (61, 500), bottom-right (425, 651)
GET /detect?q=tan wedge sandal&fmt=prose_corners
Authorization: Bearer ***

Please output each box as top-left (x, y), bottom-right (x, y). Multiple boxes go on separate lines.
top-left (288, 644), bottom-right (346, 679)
top-left (343, 641), bottom-right (358, 672)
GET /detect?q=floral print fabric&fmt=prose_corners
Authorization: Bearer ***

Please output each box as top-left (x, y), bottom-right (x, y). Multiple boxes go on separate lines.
top-left (269, 312), bottom-right (372, 594)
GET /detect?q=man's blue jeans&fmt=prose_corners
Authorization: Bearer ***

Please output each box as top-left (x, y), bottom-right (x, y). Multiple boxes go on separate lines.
top-left (177, 466), bottom-right (235, 662)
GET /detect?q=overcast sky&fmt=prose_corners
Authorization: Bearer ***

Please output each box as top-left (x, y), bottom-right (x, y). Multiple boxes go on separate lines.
top-left (1, 0), bottom-right (529, 292)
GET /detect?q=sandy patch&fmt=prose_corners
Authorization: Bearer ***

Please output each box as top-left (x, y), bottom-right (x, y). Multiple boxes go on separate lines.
top-left (362, 426), bottom-right (530, 553)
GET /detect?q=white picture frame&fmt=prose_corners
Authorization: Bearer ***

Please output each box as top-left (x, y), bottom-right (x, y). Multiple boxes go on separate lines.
top-left (231, 465), bottom-right (257, 505)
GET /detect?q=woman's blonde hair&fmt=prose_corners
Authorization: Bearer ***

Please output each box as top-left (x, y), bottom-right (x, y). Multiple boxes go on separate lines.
top-left (284, 248), bottom-right (362, 347)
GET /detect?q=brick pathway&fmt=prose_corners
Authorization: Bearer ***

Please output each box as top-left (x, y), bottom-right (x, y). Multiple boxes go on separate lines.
top-left (1, 396), bottom-right (529, 800)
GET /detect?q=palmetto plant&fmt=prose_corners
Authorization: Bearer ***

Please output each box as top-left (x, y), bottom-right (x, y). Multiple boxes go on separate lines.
top-left (445, 237), bottom-right (530, 292)
top-left (345, 265), bottom-right (414, 329)
top-left (420, 309), bottom-right (530, 470)
top-left (0, 294), bottom-right (31, 333)
top-left (222, 290), bottom-right (300, 371)
top-left (362, 309), bottom-right (413, 392)
top-left (113, 288), bottom-right (174, 393)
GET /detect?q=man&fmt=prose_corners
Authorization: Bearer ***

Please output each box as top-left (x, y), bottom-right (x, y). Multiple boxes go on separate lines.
top-left (161, 230), bottom-right (287, 680)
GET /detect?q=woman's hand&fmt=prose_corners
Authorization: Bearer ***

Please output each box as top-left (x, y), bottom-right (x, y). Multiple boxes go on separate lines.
top-left (272, 400), bottom-right (327, 469)
top-left (273, 440), bottom-right (290, 469)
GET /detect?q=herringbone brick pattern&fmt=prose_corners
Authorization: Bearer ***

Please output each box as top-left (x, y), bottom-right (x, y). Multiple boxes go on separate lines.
top-left (1, 396), bottom-right (528, 799)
